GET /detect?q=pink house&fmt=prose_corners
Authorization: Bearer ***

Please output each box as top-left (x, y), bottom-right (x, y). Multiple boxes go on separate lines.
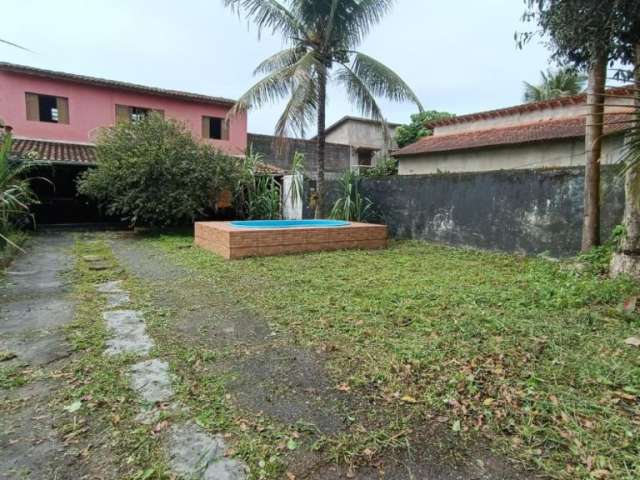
top-left (0, 62), bottom-right (247, 156)
top-left (0, 62), bottom-right (248, 224)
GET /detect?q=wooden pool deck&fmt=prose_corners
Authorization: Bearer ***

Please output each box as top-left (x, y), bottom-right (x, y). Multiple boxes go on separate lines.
top-left (194, 221), bottom-right (388, 259)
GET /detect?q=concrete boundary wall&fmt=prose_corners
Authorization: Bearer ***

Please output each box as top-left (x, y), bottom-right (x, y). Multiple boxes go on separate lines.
top-left (317, 167), bottom-right (625, 257)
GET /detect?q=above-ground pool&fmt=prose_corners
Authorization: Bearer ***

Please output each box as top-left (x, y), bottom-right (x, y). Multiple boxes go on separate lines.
top-left (195, 220), bottom-right (387, 259)
top-left (230, 219), bottom-right (350, 229)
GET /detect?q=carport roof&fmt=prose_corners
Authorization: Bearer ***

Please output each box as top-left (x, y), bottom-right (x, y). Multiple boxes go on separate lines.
top-left (11, 138), bottom-right (97, 165)
top-left (10, 137), bottom-right (285, 174)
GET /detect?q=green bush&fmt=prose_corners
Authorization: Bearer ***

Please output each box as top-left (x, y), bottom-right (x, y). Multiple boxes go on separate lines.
top-left (77, 114), bottom-right (238, 227)
top-left (361, 156), bottom-right (398, 177)
top-left (394, 110), bottom-right (455, 148)
top-left (329, 169), bottom-right (372, 222)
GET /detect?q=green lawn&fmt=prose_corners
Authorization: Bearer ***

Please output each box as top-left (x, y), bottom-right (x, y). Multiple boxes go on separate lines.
top-left (152, 236), bottom-right (640, 479)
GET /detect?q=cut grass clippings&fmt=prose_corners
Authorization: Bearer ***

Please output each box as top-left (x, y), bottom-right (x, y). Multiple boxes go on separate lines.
top-left (147, 236), bottom-right (640, 480)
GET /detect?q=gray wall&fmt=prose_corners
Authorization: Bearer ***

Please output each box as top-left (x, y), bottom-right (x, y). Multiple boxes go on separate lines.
top-left (317, 167), bottom-right (625, 257)
top-left (248, 133), bottom-right (350, 179)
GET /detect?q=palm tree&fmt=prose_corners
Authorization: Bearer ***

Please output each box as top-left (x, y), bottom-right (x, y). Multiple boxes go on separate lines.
top-left (223, 0), bottom-right (422, 218)
top-left (523, 68), bottom-right (587, 103)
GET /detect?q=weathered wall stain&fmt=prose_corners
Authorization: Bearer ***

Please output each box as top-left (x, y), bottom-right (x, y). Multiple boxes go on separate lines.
top-left (316, 167), bottom-right (624, 257)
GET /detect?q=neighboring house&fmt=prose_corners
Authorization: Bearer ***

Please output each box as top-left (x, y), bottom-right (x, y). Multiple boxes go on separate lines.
top-left (320, 116), bottom-right (400, 170)
top-left (394, 86), bottom-right (633, 175)
top-left (0, 62), bottom-right (248, 223)
top-left (247, 133), bottom-right (351, 180)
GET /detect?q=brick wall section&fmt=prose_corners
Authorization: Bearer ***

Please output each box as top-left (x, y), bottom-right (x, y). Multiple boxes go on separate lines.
top-left (247, 133), bottom-right (351, 179)
top-left (195, 221), bottom-right (388, 259)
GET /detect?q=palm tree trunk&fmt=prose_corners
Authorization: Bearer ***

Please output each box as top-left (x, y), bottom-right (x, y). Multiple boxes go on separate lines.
top-left (611, 42), bottom-right (640, 278)
top-left (315, 64), bottom-right (327, 219)
top-left (581, 53), bottom-right (607, 251)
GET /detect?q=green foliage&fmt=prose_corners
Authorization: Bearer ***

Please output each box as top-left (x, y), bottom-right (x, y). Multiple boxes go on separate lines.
top-left (329, 170), bottom-right (372, 222)
top-left (287, 151), bottom-right (305, 208)
top-left (360, 156), bottom-right (397, 177)
top-left (77, 113), bottom-right (238, 227)
top-left (394, 111), bottom-right (454, 148)
top-left (577, 224), bottom-right (627, 274)
top-left (0, 129), bottom-right (47, 250)
top-left (519, 1), bottom-right (640, 70)
top-left (523, 67), bottom-right (587, 102)
top-left (233, 149), bottom-right (282, 220)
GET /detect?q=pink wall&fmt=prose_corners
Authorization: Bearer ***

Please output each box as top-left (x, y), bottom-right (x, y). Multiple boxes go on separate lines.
top-left (0, 70), bottom-right (247, 156)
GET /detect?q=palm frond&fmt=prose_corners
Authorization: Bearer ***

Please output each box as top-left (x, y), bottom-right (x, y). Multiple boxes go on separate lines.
top-left (229, 51), bottom-right (317, 117)
top-left (274, 71), bottom-right (317, 138)
top-left (223, 0), bottom-right (305, 40)
top-left (342, 0), bottom-right (396, 47)
top-left (349, 52), bottom-right (423, 109)
top-left (254, 47), bottom-right (307, 75)
top-left (335, 63), bottom-right (388, 140)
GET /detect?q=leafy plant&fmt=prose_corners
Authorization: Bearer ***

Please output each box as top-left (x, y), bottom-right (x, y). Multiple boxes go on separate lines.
top-left (329, 170), bottom-right (372, 222)
top-left (287, 152), bottom-right (305, 209)
top-left (577, 224), bottom-right (627, 275)
top-left (523, 67), bottom-right (587, 102)
top-left (394, 111), bottom-right (454, 148)
top-left (77, 113), bottom-right (238, 227)
top-left (234, 149), bottom-right (282, 220)
top-left (361, 156), bottom-right (397, 177)
top-left (0, 128), bottom-right (48, 250)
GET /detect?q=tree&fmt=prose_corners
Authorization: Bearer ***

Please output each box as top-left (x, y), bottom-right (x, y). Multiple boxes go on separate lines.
top-left (521, 1), bottom-right (628, 251)
top-left (394, 110), bottom-right (454, 148)
top-left (77, 114), bottom-right (237, 227)
top-left (610, 3), bottom-right (640, 277)
top-left (522, 67), bottom-right (586, 102)
top-left (223, 0), bottom-right (422, 218)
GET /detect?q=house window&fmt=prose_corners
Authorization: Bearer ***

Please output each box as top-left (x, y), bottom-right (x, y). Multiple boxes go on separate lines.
top-left (357, 148), bottom-right (375, 166)
top-left (25, 93), bottom-right (69, 124)
top-left (202, 116), bottom-right (229, 140)
top-left (115, 105), bottom-right (163, 123)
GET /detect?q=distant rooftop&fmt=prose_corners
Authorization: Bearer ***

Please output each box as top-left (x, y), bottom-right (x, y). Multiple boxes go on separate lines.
top-left (0, 62), bottom-right (237, 107)
top-left (428, 85), bottom-right (633, 128)
top-left (322, 115), bottom-right (401, 136)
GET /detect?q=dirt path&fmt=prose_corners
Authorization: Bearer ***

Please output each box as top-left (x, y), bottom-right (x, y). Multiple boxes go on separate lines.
top-left (0, 232), bottom-right (117, 480)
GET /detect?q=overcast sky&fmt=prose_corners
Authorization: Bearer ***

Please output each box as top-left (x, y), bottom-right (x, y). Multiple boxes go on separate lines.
top-left (1, 0), bottom-right (554, 136)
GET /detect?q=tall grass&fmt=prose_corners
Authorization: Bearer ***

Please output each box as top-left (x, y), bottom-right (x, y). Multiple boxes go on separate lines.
top-left (0, 129), bottom-right (49, 251)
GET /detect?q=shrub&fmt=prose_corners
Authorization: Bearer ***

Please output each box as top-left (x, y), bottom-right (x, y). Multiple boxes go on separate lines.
top-left (329, 169), bottom-right (372, 222)
top-left (0, 128), bottom-right (48, 251)
top-left (361, 156), bottom-right (397, 177)
top-left (77, 114), bottom-right (238, 227)
top-left (395, 110), bottom-right (455, 148)
top-left (232, 149), bottom-right (282, 220)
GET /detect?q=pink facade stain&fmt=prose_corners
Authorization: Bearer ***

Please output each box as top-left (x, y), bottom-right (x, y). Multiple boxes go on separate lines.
top-left (0, 69), bottom-right (247, 156)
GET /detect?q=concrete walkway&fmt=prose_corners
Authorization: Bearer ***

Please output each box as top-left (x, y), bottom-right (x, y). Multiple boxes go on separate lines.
top-left (0, 233), bottom-right (97, 479)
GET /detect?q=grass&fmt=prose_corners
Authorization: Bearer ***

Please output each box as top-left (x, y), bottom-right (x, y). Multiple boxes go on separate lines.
top-left (58, 238), bottom-right (172, 479)
top-left (145, 236), bottom-right (640, 480)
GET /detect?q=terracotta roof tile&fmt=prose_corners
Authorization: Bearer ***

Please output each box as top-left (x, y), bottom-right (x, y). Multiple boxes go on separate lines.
top-left (11, 138), bottom-right (281, 174)
top-left (428, 85), bottom-right (634, 128)
top-left (394, 114), bottom-right (632, 157)
top-left (11, 138), bottom-right (96, 164)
